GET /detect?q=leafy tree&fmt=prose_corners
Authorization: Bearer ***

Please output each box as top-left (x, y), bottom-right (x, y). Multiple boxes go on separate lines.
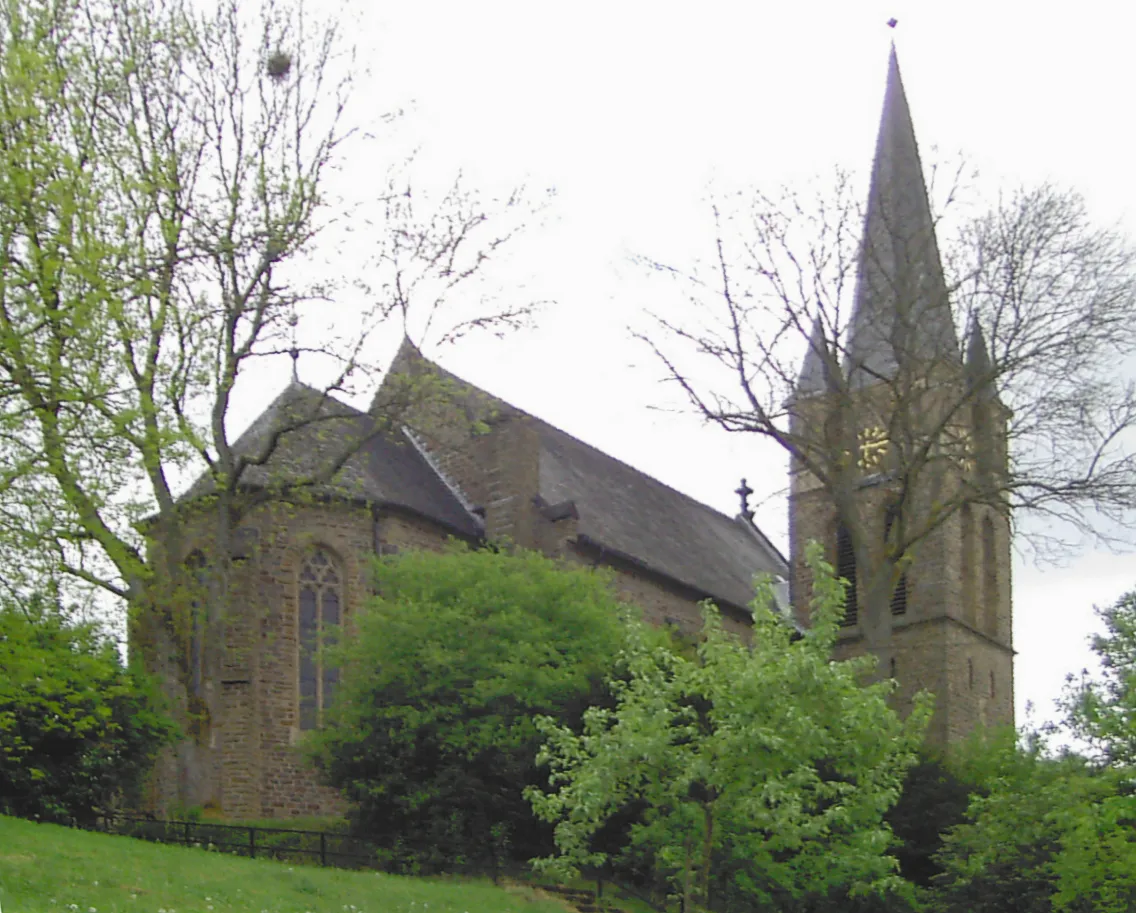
top-left (527, 543), bottom-right (931, 912)
top-left (1061, 588), bottom-right (1136, 766)
top-left (305, 546), bottom-right (632, 874)
top-left (884, 751), bottom-right (974, 890)
top-left (931, 732), bottom-right (1136, 913)
top-left (0, 598), bottom-right (176, 824)
top-left (0, 0), bottom-right (542, 806)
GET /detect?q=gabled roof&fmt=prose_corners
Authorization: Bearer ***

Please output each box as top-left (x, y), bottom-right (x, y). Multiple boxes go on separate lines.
top-left (382, 339), bottom-right (788, 610)
top-left (846, 47), bottom-right (959, 385)
top-left (186, 344), bottom-right (788, 613)
top-left (537, 420), bottom-right (786, 610)
top-left (182, 382), bottom-right (482, 538)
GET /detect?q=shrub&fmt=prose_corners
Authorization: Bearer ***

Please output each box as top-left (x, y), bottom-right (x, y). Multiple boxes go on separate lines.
top-left (0, 596), bottom-right (176, 823)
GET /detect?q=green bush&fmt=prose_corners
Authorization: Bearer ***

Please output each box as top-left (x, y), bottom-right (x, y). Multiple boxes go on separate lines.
top-left (306, 545), bottom-right (633, 874)
top-left (527, 543), bottom-right (931, 912)
top-left (0, 596), bottom-right (176, 823)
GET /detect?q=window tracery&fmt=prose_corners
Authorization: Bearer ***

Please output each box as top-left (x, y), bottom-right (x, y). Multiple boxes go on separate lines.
top-left (298, 547), bottom-right (342, 730)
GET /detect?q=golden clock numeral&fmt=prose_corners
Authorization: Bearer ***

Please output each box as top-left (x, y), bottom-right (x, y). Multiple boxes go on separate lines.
top-left (858, 426), bottom-right (889, 470)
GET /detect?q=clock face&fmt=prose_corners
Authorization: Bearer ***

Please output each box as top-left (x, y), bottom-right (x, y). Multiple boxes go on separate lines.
top-left (858, 425), bottom-right (889, 470)
top-left (955, 429), bottom-right (976, 473)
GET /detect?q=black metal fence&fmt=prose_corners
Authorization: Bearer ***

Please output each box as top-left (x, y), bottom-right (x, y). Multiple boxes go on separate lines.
top-left (96, 814), bottom-right (383, 869)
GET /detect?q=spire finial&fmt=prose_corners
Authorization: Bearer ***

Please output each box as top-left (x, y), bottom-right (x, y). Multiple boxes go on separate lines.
top-left (288, 309), bottom-right (300, 383)
top-left (887, 17), bottom-right (898, 28)
top-left (735, 478), bottom-right (755, 522)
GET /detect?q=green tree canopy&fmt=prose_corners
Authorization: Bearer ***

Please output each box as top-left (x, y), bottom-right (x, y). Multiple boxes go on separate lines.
top-left (932, 731), bottom-right (1136, 913)
top-left (305, 545), bottom-right (633, 873)
top-left (0, 599), bottom-right (175, 824)
top-left (527, 543), bottom-right (931, 911)
top-left (1062, 588), bottom-right (1136, 767)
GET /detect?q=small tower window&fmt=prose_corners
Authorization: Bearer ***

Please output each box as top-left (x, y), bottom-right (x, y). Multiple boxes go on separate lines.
top-left (836, 523), bottom-right (858, 626)
top-left (989, 669), bottom-right (996, 700)
top-left (298, 547), bottom-right (342, 730)
top-left (889, 656), bottom-right (897, 679)
top-left (967, 657), bottom-right (974, 690)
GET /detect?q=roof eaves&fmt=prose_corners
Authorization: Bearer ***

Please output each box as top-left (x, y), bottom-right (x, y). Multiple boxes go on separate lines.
top-left (575, 532), bottom-right (754, 622)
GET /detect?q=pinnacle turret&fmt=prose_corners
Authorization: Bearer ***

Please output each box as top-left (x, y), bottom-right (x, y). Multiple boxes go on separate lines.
top-left (795, 316), bottom-right (839, 397)
top-left (965, 319), bottom-right (1001, 405)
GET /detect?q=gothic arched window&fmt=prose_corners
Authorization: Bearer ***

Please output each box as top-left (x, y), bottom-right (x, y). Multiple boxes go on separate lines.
top-left (836, 523), bottom-right (858, 626)
top-left (298, 548), bottom-right (342, 730)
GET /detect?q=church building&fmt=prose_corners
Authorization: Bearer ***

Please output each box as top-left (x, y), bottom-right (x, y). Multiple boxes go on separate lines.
top-left (141, 47), bottom-right (1014, 818)
top-left (148, 339), bottom-right (788, 818)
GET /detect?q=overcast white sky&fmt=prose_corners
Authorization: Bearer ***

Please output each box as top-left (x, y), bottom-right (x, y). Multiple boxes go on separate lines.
top-left (261, 1), bottom-right (1136, 729)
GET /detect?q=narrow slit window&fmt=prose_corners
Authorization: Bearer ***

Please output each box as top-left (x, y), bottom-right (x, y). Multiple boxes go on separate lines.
top-left (185, 551), bottom-right (209, 696)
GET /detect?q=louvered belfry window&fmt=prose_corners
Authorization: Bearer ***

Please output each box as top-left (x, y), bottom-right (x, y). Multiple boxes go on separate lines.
top-left (298, 548), bottom-right (342, 730)
top-left (885, 506), bottom-right (909, 616)
top-left (836, 523), bottom-right (858, 626)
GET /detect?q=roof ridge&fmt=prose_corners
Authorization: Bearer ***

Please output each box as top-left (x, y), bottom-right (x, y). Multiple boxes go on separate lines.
top-left (395, 347), bottom-right (765, 533)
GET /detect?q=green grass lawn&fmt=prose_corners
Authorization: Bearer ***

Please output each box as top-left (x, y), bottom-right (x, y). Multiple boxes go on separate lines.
top-left (0, 816), bottom-right (569, 913)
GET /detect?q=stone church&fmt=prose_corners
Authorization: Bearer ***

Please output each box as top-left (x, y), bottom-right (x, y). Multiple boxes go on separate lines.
top-left (143, 47), bottom-right (1014, 818)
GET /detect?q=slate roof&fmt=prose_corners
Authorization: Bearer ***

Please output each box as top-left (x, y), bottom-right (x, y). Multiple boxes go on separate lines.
top-left (845, 47), bottom-right (960, 386)
top-left (182, 382), bottom-right (482, 538)
top-left (537, 421), bottom-right (787, 610)
top-left (187, 350), bottom-right (788, 613)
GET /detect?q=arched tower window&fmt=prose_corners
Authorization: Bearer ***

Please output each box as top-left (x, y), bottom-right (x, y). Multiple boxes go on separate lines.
top-left (982, 516), bottom-right (997, 638)
top-left (836, 523), bottom-right (858, 626)
top-left (884, 505), bottom-right (908, 616)
top-left (961, 506), bottom-right (976, 626)
top-left (298, 547), bottom-right (342, 730)
top-left (185, 550), bottom-right (209, 696)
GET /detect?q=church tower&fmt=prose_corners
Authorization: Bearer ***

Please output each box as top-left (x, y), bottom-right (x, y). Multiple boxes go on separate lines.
top-left (788, 48), bottom-right (1014, 748)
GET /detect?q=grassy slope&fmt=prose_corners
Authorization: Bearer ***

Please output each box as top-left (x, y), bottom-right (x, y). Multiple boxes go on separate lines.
top-left (0, 816), bottom-right (567, 913)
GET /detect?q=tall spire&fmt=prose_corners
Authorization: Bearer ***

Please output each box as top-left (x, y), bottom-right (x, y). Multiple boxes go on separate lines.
top-left (845, 46), bottom-right (959, 385)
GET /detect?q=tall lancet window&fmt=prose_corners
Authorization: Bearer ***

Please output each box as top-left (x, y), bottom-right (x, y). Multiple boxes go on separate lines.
top-left (981, 517), bottom-right (998, 638)
top-left (298, 548), bottom-right (342, 730)
top-left (185, 550), bottom-right (209, 696)
top-left (836, 523), bottom-right (858, 626)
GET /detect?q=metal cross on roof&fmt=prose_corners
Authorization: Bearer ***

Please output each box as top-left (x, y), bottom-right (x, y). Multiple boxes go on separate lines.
top-left (735, 478), bottom-right (755, 522)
